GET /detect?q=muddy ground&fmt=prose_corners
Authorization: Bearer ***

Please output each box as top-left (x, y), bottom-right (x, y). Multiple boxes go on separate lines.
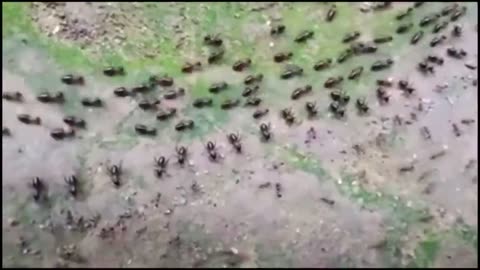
top-left (2, 2), bottom-right (478, 268)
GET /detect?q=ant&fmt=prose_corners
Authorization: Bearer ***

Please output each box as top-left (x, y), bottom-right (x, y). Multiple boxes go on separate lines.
top-left (103, 66), bottom-right (125, 77)
top-left (205, 141), bottom-right (219, 161)
top-left (176, 146), bottom-right (188, 165)
top-left (61, 74), bottom-right (84, 85)
top-left (259, 123), bottom-right (272, 141)
top-left (2, 91), bottom-right (23, 102)
top-left (64, 175), bottom-right (78, 197)
top-left (31, 177), bottom-right (44, 201)
top-left (280, 108), bottom-right (297, 125)
top-left (227, 133), bottom-right (242, 153)
top-left (107, 163), bottom-right (122, 187)
top-left (305, 101), bottom-right (318, 117)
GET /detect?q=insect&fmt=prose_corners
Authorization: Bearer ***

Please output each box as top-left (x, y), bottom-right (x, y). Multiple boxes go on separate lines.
top-left (103, 66), bottom-right (125, 77)
top-left (326, 5), bottom-right (337, 22)
top-left (410, 30), bottom-right (424, 45)
top-left (418, 60), bottom-right (435, 74)
top-left (204, 34), bottom-right (223, 46)
top-left (450, 6), bottom-right (467, 21)
top-left (175, 146), bottom-right (188, 165)
top-left (2, 91), bottom-right (23, 102)
top-left (259, 123), bottom-right (272, 141)
top-left (433, 21), bottom-right (449, 33)
top-left (242, 85), bottom-right (260, 97)
top-left (452, 123), bottom-right (462, 137)
top-left (351, 42), bottom-right (377, 54)
top-left (138, 99), bottom-right (160, 110)
top-left (330, 90), bottom-right (350, 104)
top-left (154, 156), bottom-right (169, 169)
top-left (329, 101), bottom-right (345, 118)
top-left (370, 59), bottom-right (394, 71)
top-left (244, 96), bottom-right (262, 107)
top-left (134, 124), bottom-right (157, 136)
top-left (61, 74), bottom-right (84, 85)
top-left (280, 108), bottom-right (296, 125)
top-left (31, 177), bottom-right (44, 201)
top-left (81, 97), bottom-right (103, 107)
top-left (342, 31), bottom-right (361, 43)
top-left (37, 91), bottom-right (64, 103)
top-left (163, 88), bottom-right (185, 100)
top-left (348, 66), bottom-right (363, 80)
top-left (373, 36), bottom-right (393, 44)
top-left (281, 64), bottom-right (303, 79)
top-left (50, 127), bottom-right (74, 140)
top-left (156, 75), bottom-right (174, 87)
top-left (356, 98), bottom-right (369, 114)
top-left (337, 48), bottom-right (354, 63)
top-left (113, 87), bottom-right (131, 97)
top-left (275, 183), bottom-right (282, 198)
top-left (221, 99), bottom-right (240, 110)
top-left (227, 132), bottom-right (242, 153)
top-left (420, 126), bottom-right (432, 140)
top-left (429, 35), bottom-right (446, 47)
top-left (63, 116), bottom-right (86, 128)
top-left (427, 55), bottom-right (444, 65)
top-left (244, 74), bottom-right (263, 85)
top-left (274, 52), bottom-right (293, 63)
top-left (313, 58), bottom-right (332, 71)
top-left (396, 7), bottom-right (413, 20)
top-left (2, 127), bottom-right (11, 136)
top-left (441, 3), bottom-right (459, 16)
top-left (271, 24), bottom-right (286, 35)
top-left (372, 2), bottom-right (391, 10)
top-left (64, 175), bottom-right (78, 197)
top-left (175, 119), bottom-right (195, 131)
top-left (232, 58), bottom-right (252, 72)
top-left (376, 88), bottom-right (390, 104)
top-left (107, 164), bottom-right (122, 187)
top-left (452, 24), bottom-right (462, 37)
top-left (208, 48), bottom-right (225, 64)
top-left (156, 107), bottom-right (177, 121)
top-left (209, 81), bottom-right (228, 93)
top-left (413, 2), bottom-right (424, 8)
top-left (253, 108), bottom-right (269, 119)
top-left (446, 47), bottom-right (467, 59)
top-left (305, 101), bottom-right (318, 117)
top-left (377, 78), bottom-right (394, 87)
top-left (396, 23), bottom-right (413, 34)
top-left (291, 85), bottom-right (312, 100)
top-left (205, 141), bottom-right (219, 161)
top-left (294, 30), bottom-right (314, 43)
top-left (17, 114), bottom-right (41, 125)
top-left (324, 76), bottom-right (343, 88)
top-left (131, 83), bottom-right (152, 94)
top-left (419, 13), bottom-right (440, 27)
top-left (181, 61), bottom-right (202, 73)
top-left (398, 80), bottom-right (415, 94)
top-left (193, 97), bottom-right (213, 108)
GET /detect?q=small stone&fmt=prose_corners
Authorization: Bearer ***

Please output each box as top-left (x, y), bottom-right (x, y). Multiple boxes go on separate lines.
top-left (230, 247), bottom-right (238, 255)
top-left (164, 209), bottom-right (173, 215)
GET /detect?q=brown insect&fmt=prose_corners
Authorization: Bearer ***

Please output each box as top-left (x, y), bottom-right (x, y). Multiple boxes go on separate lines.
top-left (294, 30), bottom-right (314, 43)
top-left (156, 108), bottom-right (177, 121)
top-left (227, 132), bottom-right (242, 153)
top-left (81, 97), bottom-right (103, 107)
top-left (103, 66), bottom-right (125, 77)
top-left (244, 74), bottom-right (263, 85)
top-left (63, 116), bottom-right (86, 128)
top-left (138, 99), bottom-right (160, 110)
top-left (134, 124), bottom-right (157, 136)
top-left (64, 175), bottom-right (79, 197)
top-left (2, 91), bottom-right (23, 102)
top-left (271, 24), bottom-right (286, 35)
top-left (176, 145), bottom-right (188, 165)
top-left (274, 52), bottom-right (293, 63)
top-left (175, 120), bottom-right (195, 131)
top-left (181, 61), bottom-right (202, 73)
top-left (253, 108), bottom-right (269, 119)
top-left (37, 91), bottom-right (64, 103)
top-left (17, 114), bottom-right (41, 125)
top-left (305, 101), bottom-right (318, 117)
top-left (313, 58), bottom-right (332, 71)
top-left (113, 87), bottom-right (131, 97)
top-left (61, 74), bottom-right (84, 85)
top-left (324, 76), bottom-right (343, 88)
top-left (232, 58), bottom-right (252, 72)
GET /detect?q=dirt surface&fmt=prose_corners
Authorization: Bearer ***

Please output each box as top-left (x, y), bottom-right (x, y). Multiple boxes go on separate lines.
top-left (2, 2), bottom-right (478, 268)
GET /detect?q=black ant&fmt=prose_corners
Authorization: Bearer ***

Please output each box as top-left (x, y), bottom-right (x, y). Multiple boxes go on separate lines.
top-left (113, 87), bottom-right (131, 97)
top-left (396, 7), bottom-right (413, 20)
top-left (433, 21), bottom-right (449, 34)
top-left (418, 60), bottom-right (435, 74)
top-left (305, 101), bottom-right (318, 117)
top-left (348, 66), bottom-right (363, 80)
top-left (132, 83), bottom-right (152, 94)
top-left (376, 88), bottom-right (390, 104)
top-left (274, 52), bottom-right (293, 63)
top-left (204, 34), bottom-right (223, 46)
top-left (396, 23), bottom-right (413, 34)
top-left (134, 124), bottom-right (157, 136)
top-left (154, 156), bottom-right (169, 178)
top-left (326, 5), bottom-right (336, 22)
top-left (242, 85), bottom-right (260, 97)
top-left (50, 127), bottom-right (75, 140)
top-left (271, 24), bottom-right (286, 35)
top-left (342, 31), bottom-right (360, 43)
top-left (2, 91), bottom-right (23, 102)
top-left (450, 6), bottom-right (467, 22)
top-left (427, 55), bottom-right (444, 65)
top-left (156, 107), bottom-right (177, 121)
top-left (291, 85), bottom-right (312, 100)
top-left (281, 64), bottom-right (303, 79)
top-left (294, 30), bottom-right (314, 43)
top-left (209, 82), bottom-right (228, 93)
top-left (103, 66), bottom-right (125, 77)
top-left (371, 59), bottom-right (394, 71)
top-left (330, 90), bottom-right (350, 104)
top-left (138, 99), bottom-right (160, 110)
top-left (244, 96), bottom-right (262, 107)
top-left (441, 3), bottom-right (458, 16)
top-left (452, 25), bottom-right (462, 37)
top-left (64, 175), bottom-right (78, 197)
top-left (227, 132), bottom-right (242, 153)
top-left (259, 123), bottom-right (272, 141)
top-left (329, 101), bottom-right (345, 118)
top-left (324, 76), bottom-right (343, 88)
top-left (280, 108), bottom-right (297, 125)
top-left (37, 91), bottom-right (64, 103)
top-left (107, 163), bottom-right (122, 187)
top-left (181, 61), bottom-right (202, 73)
top-left (176, 146), bottom-right (188, 165)
top-left (205, 141), bottom-right (219, 161)
top-left (157, 75), bottom-right (174, 87)
top-left (221, 99), bottom-right (240, 110)
top-left (410, 30), bottom-right (424, 45)
top-left (377, 78), bottom-right (393, 87)
top-left (61, 74), bottom-right (84, 85)
top-left (208, 48), bottom-right (225, 64)
top-left (17, 114), bottom-right (41, 125)
top-left (2, 127), bottom-right (11, 137)
top-left (175, 120), bottom-right (194, 131)
top-left (419, 13), bottom-right (440, 27)
top-left (275, 183), bottom-right (282, 198)
top-left (193, 97), bottom-right (213, 108)
top-left (337, 48), bottom-right (354, 63)
top-left (356, 98), bottom-right (369, 114)
top-left (244, 74), bottom-right (263, 85)
top-left (163, 88), bottom-right (185, 100)
top-left (313, 58), bottom-right (332, 71)
top-left (63, 116), bottom-right (86, 128)
top-left (373, 36), bottom-right (393, 44)
top-left (253, 108), bottom-right (269, 119)
top-left (446, 47), bottom-right (467, 59)
top-left (81, 97), bottom-right (103, 107)
top-left (232, 58), bottom-right (252, 72)
top-left (31, 177), bottom-right (44, 201)
top-left (430, 35), bottom-right (447, 47)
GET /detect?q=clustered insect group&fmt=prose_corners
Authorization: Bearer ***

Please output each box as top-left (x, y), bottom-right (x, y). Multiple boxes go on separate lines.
top-left (2, 2), bottom-right (474, 201)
